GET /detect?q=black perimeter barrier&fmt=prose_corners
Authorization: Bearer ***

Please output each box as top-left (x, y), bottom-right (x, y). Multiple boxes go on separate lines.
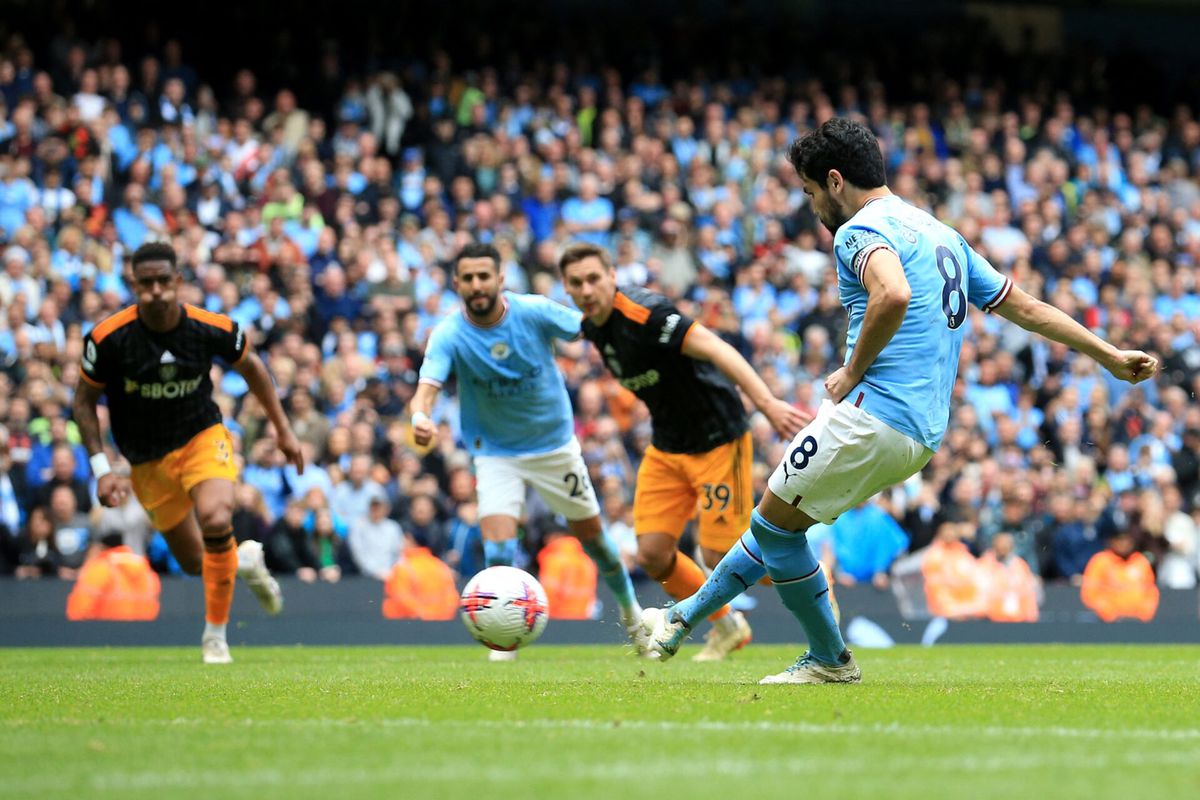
top-left (2, 579), bottom-right (1197, 647)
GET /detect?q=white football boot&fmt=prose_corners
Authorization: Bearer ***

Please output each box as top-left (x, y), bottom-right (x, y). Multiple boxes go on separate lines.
top-left (237, 540), bottom-right (283, 615)
top-left (758, 651), bottom-right (861, 685)
top-left (626, 619), bottom-right (661, 659)
top-left (639, 607), bottom-right (690, 661)
top-left (201, 634), bottom-right (233, 665)
top-left (618, 604), bottom-right (658, 658)
top-left (692, 610), bottom-right (752, 662)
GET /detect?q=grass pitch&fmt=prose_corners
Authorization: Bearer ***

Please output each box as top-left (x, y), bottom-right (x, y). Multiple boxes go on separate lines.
top-left (3, 644), bottom-right (1198, 799)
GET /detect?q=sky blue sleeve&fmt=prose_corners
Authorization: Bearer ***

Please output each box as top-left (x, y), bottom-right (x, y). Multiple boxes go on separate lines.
top-left (533, 296), bottom-right (583, 341)
top-left (963, 239), bottom-right (1014, 312)
top-left (834, 223), bottom-right (900, 285)
top-left (418, 322), bottom-right (453, 385)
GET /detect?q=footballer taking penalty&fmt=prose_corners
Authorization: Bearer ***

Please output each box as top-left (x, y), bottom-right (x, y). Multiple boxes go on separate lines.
top-left (560, 243), bottom-right (807, 661)
top-left (641, 118), bottom-right (1158, 683)
top-left (410, 243), bottom-right (646, 661)
top-left (73, 242), bottom-right (304, 664)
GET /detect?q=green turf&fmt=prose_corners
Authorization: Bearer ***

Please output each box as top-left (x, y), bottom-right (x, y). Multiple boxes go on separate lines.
top-left (3, 644), bottom-right (1198, 799)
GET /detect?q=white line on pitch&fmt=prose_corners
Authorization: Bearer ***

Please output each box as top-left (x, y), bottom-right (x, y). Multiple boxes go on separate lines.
top-left (9, 715), bottom-right (1200, 742)
top-left (5, 750), bottom-right (1199, 795)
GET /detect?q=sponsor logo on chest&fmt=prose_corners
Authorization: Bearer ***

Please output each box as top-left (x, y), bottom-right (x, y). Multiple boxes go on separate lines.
top-left (619, 369), bottom-right (660, 392)
top-left (602, 340), bottom-right (660, 390)
top-left (125, 351), bottom-right (203, 400)
top-left (124, 376), bottom-right (203, 399)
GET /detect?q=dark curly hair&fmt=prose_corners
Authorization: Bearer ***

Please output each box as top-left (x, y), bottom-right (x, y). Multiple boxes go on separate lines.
top-left (129, 241), bottom-right (178, 271)
top-left (788, 118), bottom-right (887, 190)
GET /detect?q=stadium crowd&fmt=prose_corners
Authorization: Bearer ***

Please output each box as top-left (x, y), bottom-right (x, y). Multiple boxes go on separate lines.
top-left (0, 23), bottom-right (1198, 622)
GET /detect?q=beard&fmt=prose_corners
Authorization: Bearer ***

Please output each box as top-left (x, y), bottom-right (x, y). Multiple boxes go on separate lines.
top-left (464, 292), bottom-right (499, 319)
top-left (820, 206), bottom-right (850, 235)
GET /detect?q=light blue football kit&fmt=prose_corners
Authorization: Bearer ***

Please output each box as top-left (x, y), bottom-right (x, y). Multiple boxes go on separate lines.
top-left (419, 292), bottom-right (636, 611)
top-left (420, 291), bottom-right (580, 457)
top-left (833, 195), bottom-right (1011, 451)
top-left (673, 195), bottom-right (1013, 664)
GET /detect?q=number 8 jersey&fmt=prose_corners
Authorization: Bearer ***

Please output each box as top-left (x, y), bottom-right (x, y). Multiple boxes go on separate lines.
top-left (833, 195), bottom-right (1012, 451)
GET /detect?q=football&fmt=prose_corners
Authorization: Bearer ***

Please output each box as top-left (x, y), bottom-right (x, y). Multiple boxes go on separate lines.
top-left (459, 566), bottom-right (550, 651)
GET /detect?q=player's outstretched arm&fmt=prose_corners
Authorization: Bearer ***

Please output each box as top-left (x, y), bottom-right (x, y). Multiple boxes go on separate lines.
top-left (681, 322), bottom-right (808, 438)
top-left (73, 380), bottom-right (126, 508)
top-left (235, 352), bottom-right (305, 474)
top-left (993, 285), bottom-right (1158, 384)
top-left (409, 381), bottom-right (441, 447)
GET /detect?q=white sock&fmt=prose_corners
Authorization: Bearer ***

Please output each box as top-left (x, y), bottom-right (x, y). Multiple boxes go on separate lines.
top-left (712, 613), bottom-right (740, 635)
top-left (204, 622), bottom-right (227, 640)
top-left (621, 602), bottom-right (643, 628)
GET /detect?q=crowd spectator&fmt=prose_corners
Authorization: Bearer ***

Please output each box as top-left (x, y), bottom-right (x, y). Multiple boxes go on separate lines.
top-left (922, 518), bottom-right (988, 620)
top-left (1081, 531), bottom-right (1160, 621)
top-left (442, 498), bottom-right (483, 580)
top-left (307, 505), bottom-right (347, 580)
top-left (978, 532), bottom-right (1041, 622)
top-left (1050, 493), bottom-right (1105, 584)
top-left (65, 531), bottom-right (160, 621)
top-left (47, 483), bottom-right (89, 574)
top-left (820, 500), bottom-right (910, 590)
top-left (347, 496), bottom-right (405, 579)
top-left (333, 454), bottom-right (386, 526)
top-left (14, 506), bottom-right (64, 579)
top-left (232, 484), bottom-right (272, 547)
top-left (537, 527), bottom-right (599, 620)
top-left (381, 542), bottom-right (458, 620)
top-left (397, 493), bottom-right (442, 551)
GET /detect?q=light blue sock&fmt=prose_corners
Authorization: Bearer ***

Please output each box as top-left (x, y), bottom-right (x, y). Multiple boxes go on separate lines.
top-left (750, 509), bottom-right (847, 665)
top-left (483, 538), bottom-right (517, 568)
top-left (580, 530), bottom-right (639, 616)
top-left (670, 531), bottom-right (766, 628)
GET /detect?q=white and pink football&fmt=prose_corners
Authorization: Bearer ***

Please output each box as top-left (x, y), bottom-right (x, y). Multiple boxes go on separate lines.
top-left (459, 566), bottom-right (550, 651)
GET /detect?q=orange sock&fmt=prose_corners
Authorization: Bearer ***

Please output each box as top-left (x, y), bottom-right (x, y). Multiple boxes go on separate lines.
top-left (202, 541), bottom-right (238, 625)
top-left (660, 552), bottom-right (730, 622)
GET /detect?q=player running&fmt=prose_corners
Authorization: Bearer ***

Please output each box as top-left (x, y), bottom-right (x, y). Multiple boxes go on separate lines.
top-left (410, 243), bottom-right (646, 661)
top-left (640, 118), bottom-right (1158, 683)
top-left (559, 243), bottom-right (807, 661)
top-left (73, 242), bottom-right (304, 664)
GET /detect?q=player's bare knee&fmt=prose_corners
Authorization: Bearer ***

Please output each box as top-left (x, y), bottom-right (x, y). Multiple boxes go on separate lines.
top-left (636, 547), bottom-right (674, 580)
top-left (196, 506), bottom-right (233, 538)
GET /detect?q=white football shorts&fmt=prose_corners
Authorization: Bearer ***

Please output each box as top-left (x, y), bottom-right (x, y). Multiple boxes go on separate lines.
top-left (767, 399), bottom-right (934, 525)
top-left (475, 436), bottom-right (601, 522)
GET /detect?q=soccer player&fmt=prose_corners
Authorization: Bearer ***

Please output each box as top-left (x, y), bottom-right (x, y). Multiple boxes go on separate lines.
top-left (641, 118), bottom-right (1158, 683)
top-left (559, 243), bottom-right (807, 661)
top-left (409, 243), bottom-right (646, 661)
top-left (73, 242), bottom-right (304, 664)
